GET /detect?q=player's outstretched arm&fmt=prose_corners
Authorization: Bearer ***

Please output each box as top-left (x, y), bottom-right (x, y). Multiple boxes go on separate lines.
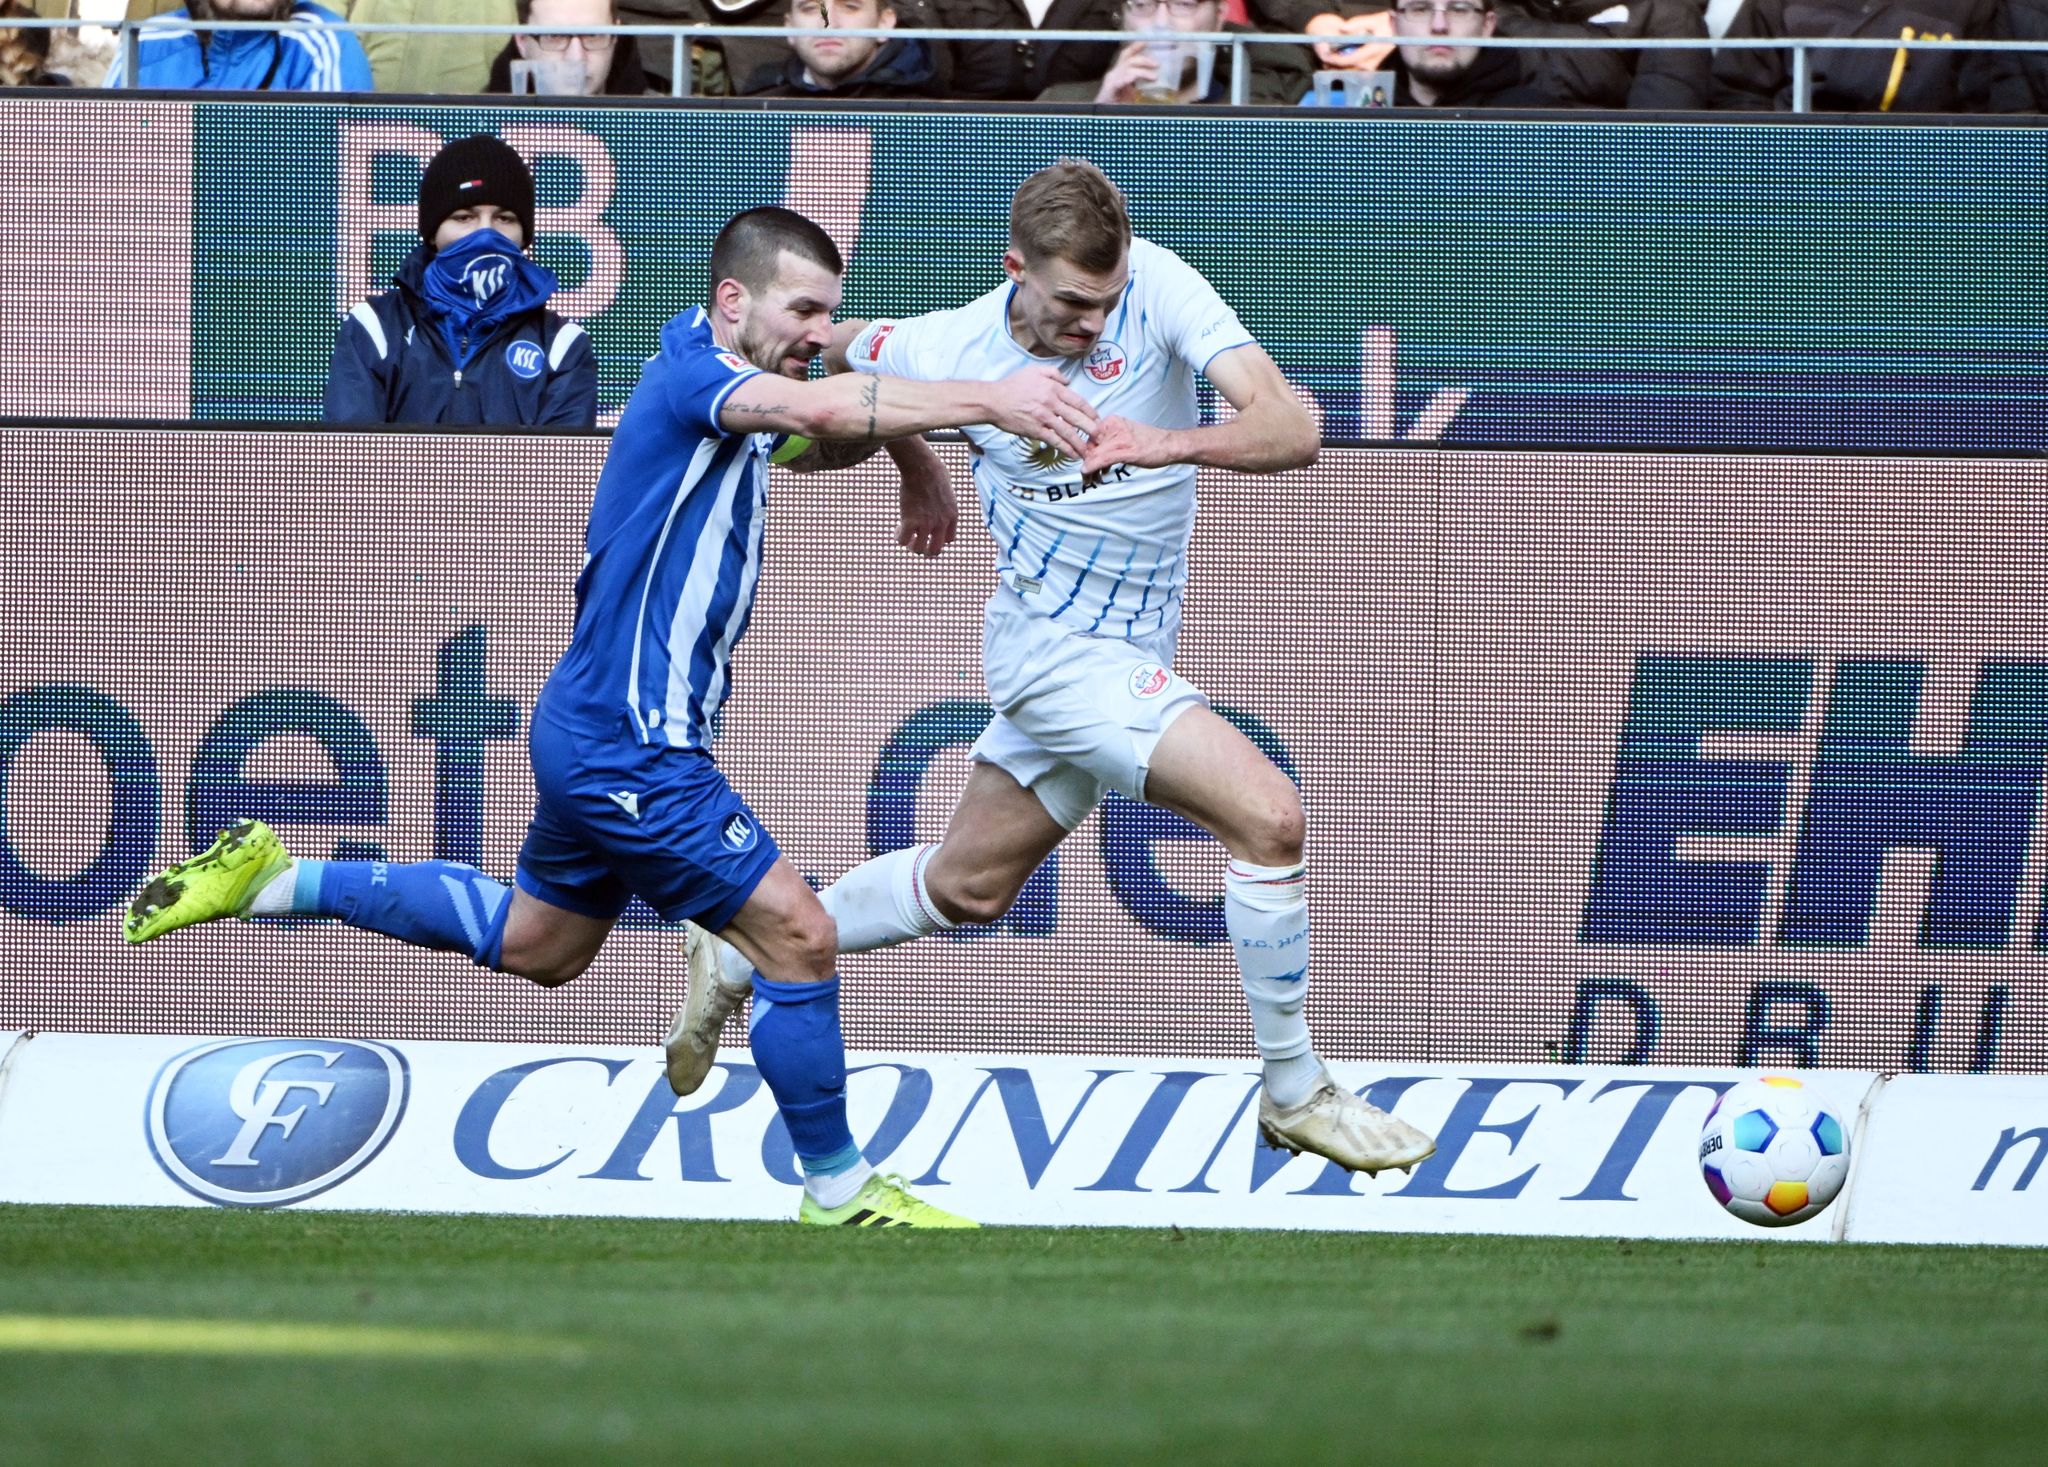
top-left (721, 365), bottom-right (1096, 455)
top-left (1079, 343), bottom-right (1317, 477)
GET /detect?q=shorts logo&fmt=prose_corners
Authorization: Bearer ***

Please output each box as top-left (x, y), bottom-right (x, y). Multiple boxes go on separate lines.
top-left (722, 814), bottom-right (758, 852)
top-left (717, 352), bottom-right (752, 374)
top-left (866, 323), bottom-right (895, 362)
top-left (505, 341), bottom-right (544, 379)
top-left (146, 1038), bottom-right (409, 1208)
top-left (1085, 342), bottom-right (1126, 383)
top-left (1129, 663), bottom-right (1171, 699)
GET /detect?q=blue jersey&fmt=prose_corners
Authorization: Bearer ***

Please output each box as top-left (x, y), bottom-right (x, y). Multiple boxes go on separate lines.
top-left (537, 308), bottom-right (777, 750)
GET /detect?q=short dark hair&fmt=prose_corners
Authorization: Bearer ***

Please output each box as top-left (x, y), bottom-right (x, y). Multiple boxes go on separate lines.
top-left (709, 207), bottom-right (845, 294)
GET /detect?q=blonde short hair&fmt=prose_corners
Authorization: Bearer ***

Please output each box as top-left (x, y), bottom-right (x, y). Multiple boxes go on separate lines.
top-left (1010, 160), bottom-right (1131, 273)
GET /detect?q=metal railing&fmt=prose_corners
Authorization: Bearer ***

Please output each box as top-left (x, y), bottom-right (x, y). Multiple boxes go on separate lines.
top-left (7, 16), bottom-right (2048, 114)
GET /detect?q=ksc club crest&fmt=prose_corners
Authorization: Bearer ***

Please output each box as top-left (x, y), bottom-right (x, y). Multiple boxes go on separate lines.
top-left (146, 1038), bottom-right (409, 1207)
top-left (1085, 341), bottom-right (1127, 383)
top-left (1129, 663), bottom-right (1171, 699)
top-left (462, 253), bottom-right (513, 306)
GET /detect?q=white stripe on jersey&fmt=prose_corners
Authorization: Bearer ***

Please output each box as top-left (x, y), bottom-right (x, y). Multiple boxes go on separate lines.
top-left (661, 447), bottom-right (764, 745)
top-left (626, 436), bottom-right (721, 742)
top-left (848, 237), bottom-right (1251, 644)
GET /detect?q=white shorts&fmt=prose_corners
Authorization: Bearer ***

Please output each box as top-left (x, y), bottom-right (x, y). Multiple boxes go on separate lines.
top-left (971, 586), bottom-right (1208, 831)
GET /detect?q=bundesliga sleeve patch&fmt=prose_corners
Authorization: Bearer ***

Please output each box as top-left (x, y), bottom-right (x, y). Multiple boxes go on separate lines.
top-left (863, 322), bottom-right (895, 362)
top-left (716, 352), bottom-right (753, 374)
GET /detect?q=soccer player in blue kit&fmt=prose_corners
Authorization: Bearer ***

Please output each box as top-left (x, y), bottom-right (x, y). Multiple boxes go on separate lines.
top-left (122, 206), bottom-right (1098, 1228)
top-left (672, 163), bottom-right (1439, 1178)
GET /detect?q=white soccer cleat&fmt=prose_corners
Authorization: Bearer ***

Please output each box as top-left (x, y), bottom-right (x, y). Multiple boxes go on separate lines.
top-left (1257, 1071), bottom-right (1437, 1177)
top-left (664, 922), bottom-right (752, 1096)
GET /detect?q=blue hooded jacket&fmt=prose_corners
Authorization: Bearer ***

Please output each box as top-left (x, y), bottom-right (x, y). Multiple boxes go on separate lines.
top-left (104, 3), bottom-right (372, 91)
top-left (324, 239), bottom-right (598, 428)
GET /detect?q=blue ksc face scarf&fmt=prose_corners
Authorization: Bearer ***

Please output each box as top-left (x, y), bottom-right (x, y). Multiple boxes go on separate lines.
top-left (417, 227), bottom-right (558, 365)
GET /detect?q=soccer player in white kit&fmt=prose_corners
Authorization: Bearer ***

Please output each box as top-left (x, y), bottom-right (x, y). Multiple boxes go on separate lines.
top-left (670, 161), bottom-right (1437, 1177)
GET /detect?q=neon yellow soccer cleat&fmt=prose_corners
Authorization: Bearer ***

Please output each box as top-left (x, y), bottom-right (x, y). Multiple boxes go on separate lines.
top-left (798, 1173), bottom-right (981, 1228)
top-left (123, 820), bottom-right (293, 944)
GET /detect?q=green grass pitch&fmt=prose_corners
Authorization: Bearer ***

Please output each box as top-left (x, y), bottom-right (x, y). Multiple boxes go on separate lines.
top-left (2, 1204), bottom-right (2043, 1465)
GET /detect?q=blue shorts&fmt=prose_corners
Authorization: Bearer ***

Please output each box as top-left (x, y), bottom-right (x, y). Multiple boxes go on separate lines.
top-left (516, 712), bottom-right (780, 930)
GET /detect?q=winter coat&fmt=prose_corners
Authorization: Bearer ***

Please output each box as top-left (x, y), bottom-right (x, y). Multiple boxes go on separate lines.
top-left (1496, 0), bottom-right (1711, 110)
top-left (102, 2), bottom-right (372, 91)
top-left (325, 245), bottom-right (598, 428)
top-left (932, 0), bottom-right (1126, 98)
top-left (747, 34), bottom-right (945, 97)
top-left (1712, 0), bottom-right (2032, 111)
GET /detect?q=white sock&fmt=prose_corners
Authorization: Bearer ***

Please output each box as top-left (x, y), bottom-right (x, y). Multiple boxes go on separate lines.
top-left (243, 860), bottom-right (300, 917)
top-left (718, 845), bottom-right (952, 988)
top-left (805, 1158), bottom-right (873, 1209)
top-left (1226, 859), bottom-right (1323, 1107)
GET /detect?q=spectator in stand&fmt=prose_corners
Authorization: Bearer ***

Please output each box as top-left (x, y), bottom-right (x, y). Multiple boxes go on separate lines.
top-left (348, 0), bottom-right (514, 95)
top-left (1384, 0), bottom-right (1551, 103)
top-left (933, 0), bottom-right (1124, 99)
top-left (1, 0), bottom-right (115, 84)
top-left (1036, 0), bottom-right (1312, 103)
top-left (104, 0), bottom-right (372, 89)
top-left (325, 134), bottom-right (598, 427)
top-left (610, 0), bottom-right (792, 93)
top-left (1712, 0), bottom-right (2032, 111)
top-left (1494, 0), bottom-right (1710, 109)
top-left (744, 0), bottom-right (943, 96)
top-left (485, 0), bottom-right (654, 93)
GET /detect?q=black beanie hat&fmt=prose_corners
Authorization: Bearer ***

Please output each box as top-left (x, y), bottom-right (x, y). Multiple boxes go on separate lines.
top-left (417, 134), bottom-right (535, 247)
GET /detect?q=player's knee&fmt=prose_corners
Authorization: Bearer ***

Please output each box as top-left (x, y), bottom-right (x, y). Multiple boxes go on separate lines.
top-left (929, 868), bottom-right (1020, 928)
top-left (1236, 785), bottom-right (1305, 867)
top-left (505, 943), bottom-right (595, 988)
top-left (757, 906), bottom-right (838, 982)
top-left (497, 920), bottom-right (596, 987)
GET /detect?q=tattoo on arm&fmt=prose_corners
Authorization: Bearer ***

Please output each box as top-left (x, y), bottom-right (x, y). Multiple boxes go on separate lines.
top-left (861, 377), bottom-right (879, 440)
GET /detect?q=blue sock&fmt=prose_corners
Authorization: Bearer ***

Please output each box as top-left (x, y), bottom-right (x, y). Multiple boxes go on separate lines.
top-left (292, 859), bottom-right (510, 969)
top-left (750, 976), bottom-right (861, 1176)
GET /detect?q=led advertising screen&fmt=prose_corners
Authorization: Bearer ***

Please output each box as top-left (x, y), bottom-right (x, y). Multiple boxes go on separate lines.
top-left (2, 425), bottom-right (2042, 1072)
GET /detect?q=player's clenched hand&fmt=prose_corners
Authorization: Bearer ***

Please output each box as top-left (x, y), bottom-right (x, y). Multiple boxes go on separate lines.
top-left (890, 436), bottom-right (957, 559)
top-left (1080, 415), bottom-right (1175, 475)
top-left (990, 366), bottom-right (1096, 458)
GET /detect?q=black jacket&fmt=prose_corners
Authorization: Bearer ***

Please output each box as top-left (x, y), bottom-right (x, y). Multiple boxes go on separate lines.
top-left (1497, 0), bottom-right (1711, 110)
top-left (1712, 0), bottom-right (2033, 111)
top-left (747, 34), bottom-right (945, 97)
top-left (1994, 0), bottom-right (2048, 106)
top-left (1392, 41), bottom-right (1557, 104)
top-left (932, 0), bottom-right (1125, 98)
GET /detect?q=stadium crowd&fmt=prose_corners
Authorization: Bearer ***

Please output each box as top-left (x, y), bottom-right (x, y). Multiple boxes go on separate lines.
top-left (3, 0), bottom-right (2048, 111)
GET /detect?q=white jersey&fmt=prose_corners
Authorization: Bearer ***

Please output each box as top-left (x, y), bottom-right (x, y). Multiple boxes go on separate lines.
top-left (845, 237), bottom-right (1255, 644)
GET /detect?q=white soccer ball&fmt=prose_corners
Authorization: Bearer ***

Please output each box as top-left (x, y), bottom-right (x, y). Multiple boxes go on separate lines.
top-left (1698, 1075), bottom-right (1852, 1228)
